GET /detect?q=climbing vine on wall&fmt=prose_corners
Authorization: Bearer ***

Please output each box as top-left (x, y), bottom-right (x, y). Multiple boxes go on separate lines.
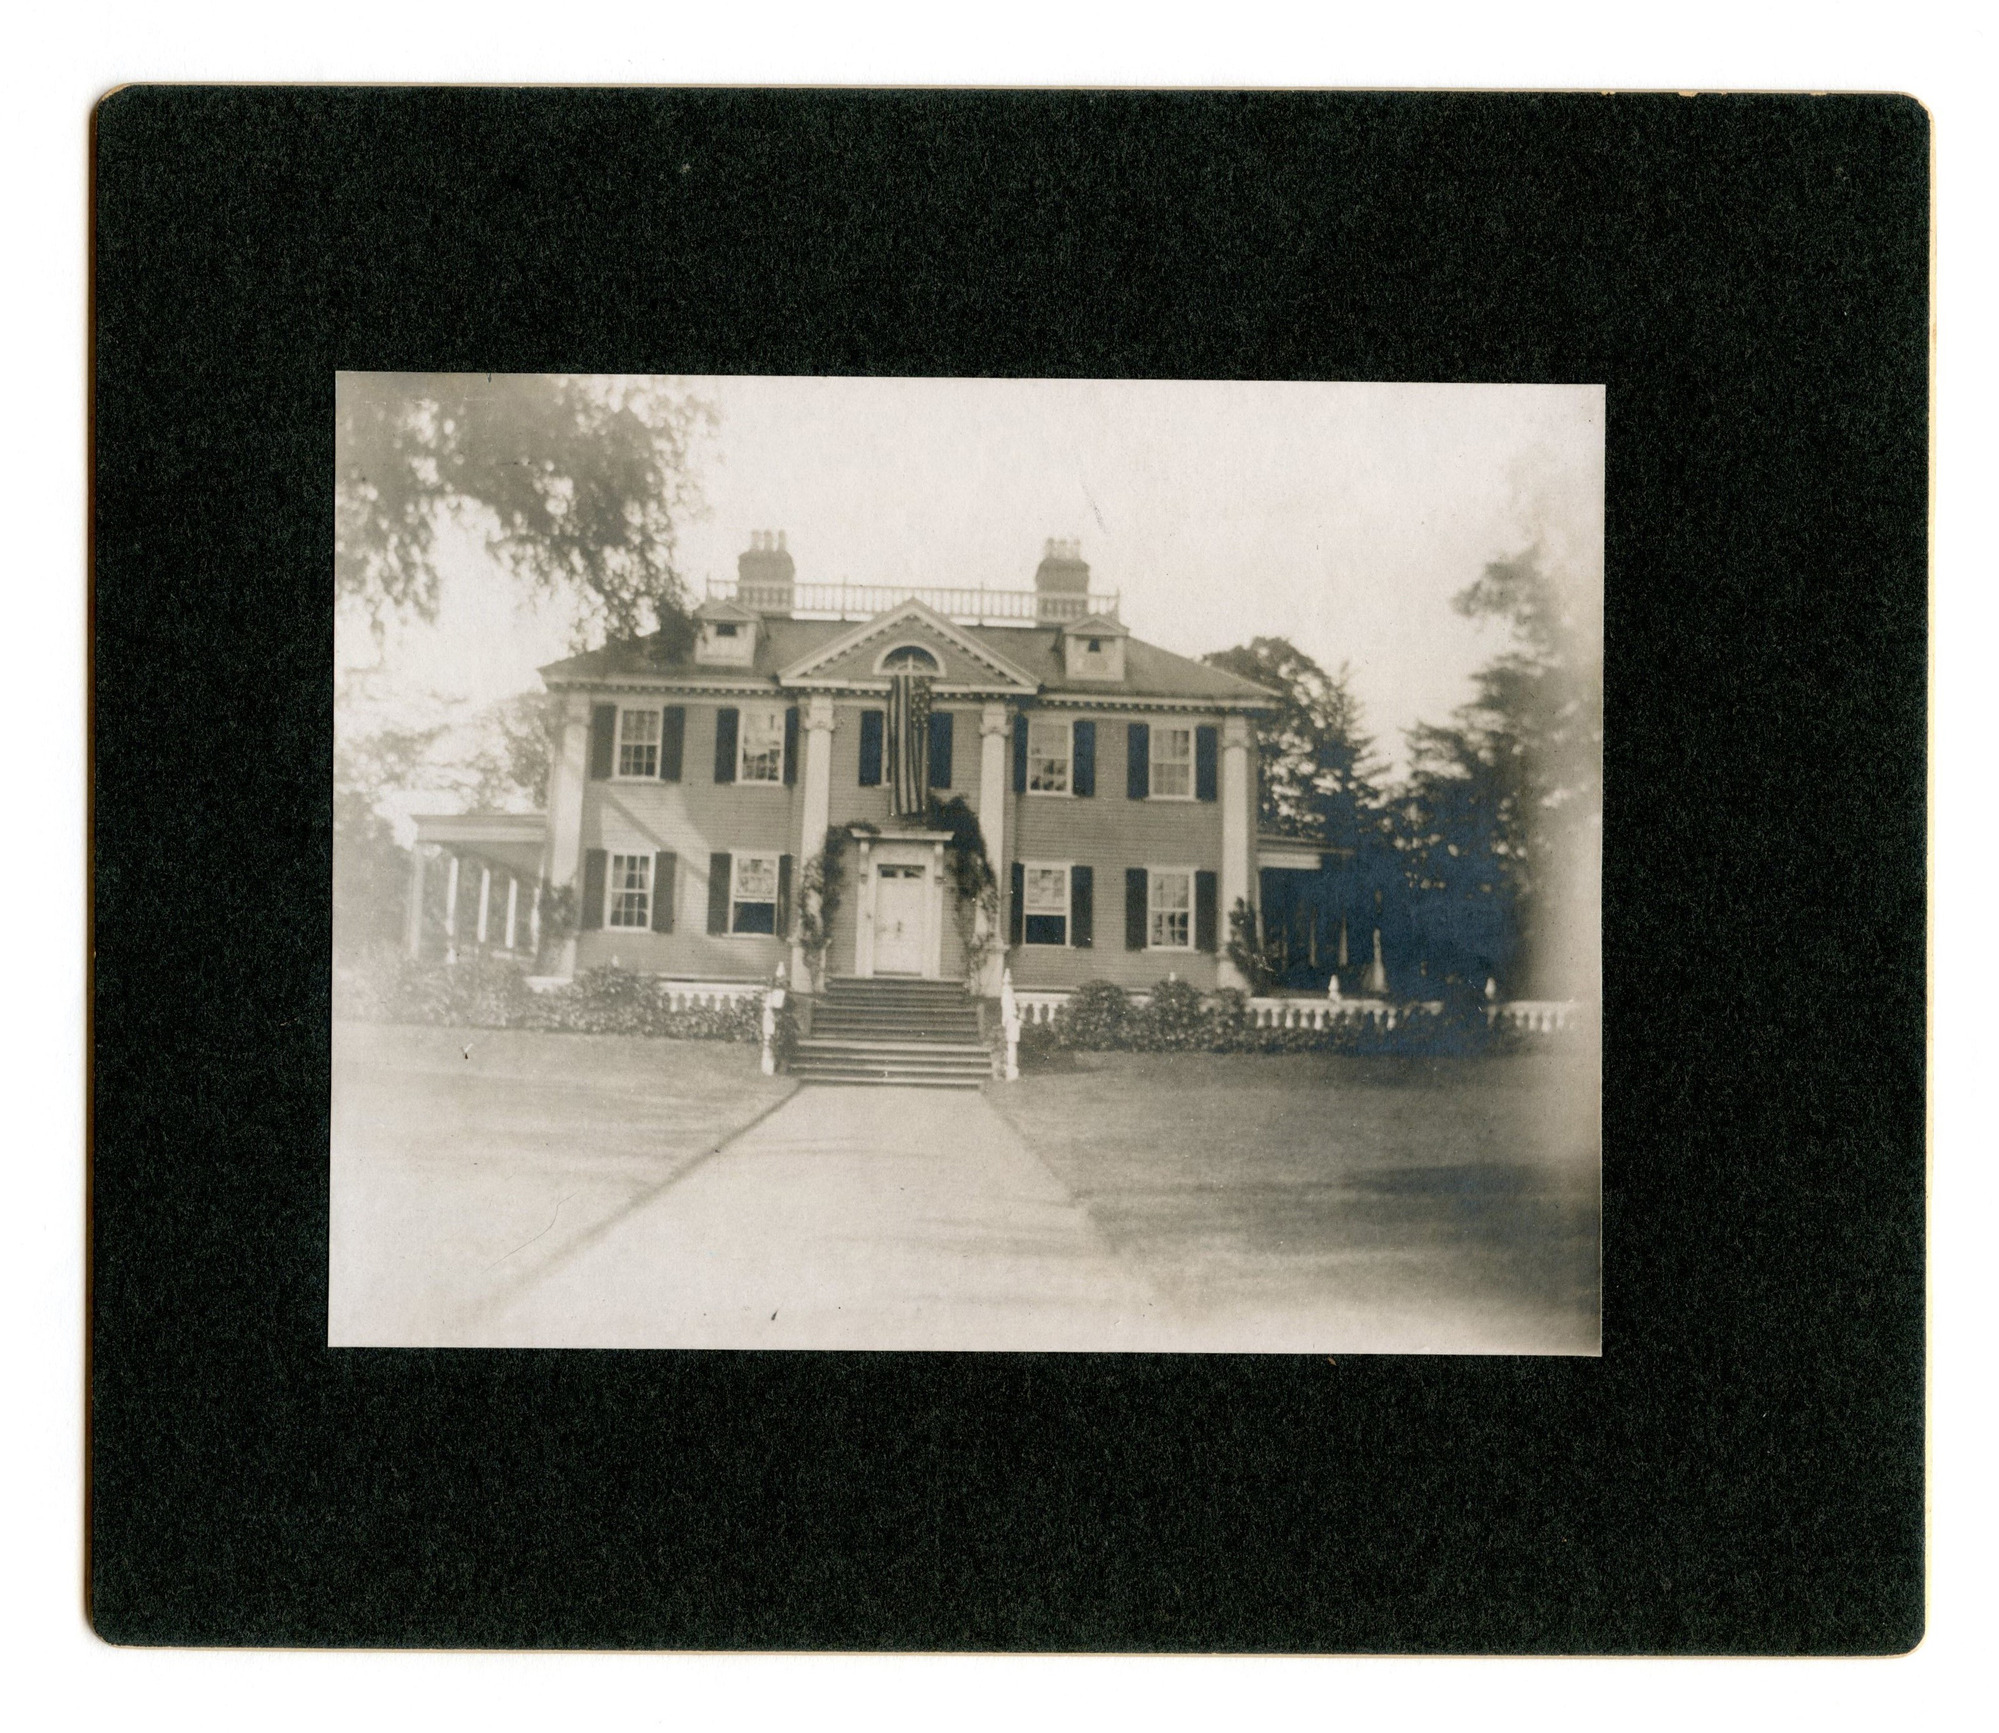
top-left (796, 802), bottom-right (1000, 991)
top-left (927, 795), bottom-right (1002, 988)
top-left (795, 824), bottom-right (858, 979)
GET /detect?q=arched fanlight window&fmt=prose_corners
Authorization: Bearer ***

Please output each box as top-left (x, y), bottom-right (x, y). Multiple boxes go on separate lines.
top-left (879, 644), bottom-right (940, 673)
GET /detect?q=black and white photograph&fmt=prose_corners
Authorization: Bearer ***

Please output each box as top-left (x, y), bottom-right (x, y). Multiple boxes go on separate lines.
top-left (331, 374), bottom-right (1603, 1353)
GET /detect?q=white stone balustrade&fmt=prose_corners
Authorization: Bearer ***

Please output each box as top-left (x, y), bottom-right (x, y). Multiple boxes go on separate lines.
top-left (1004, 988), bottom-right (1579, 1035)
top-left (519, 976), bottom-right (770, 1009)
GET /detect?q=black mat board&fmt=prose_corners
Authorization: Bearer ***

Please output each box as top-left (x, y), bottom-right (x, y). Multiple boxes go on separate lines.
top-left (89, 88), bottom-right (1928, 1652)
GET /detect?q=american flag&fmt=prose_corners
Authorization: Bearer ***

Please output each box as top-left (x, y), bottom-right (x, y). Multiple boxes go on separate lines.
top-left (886, 673), bottom-right (933, 817)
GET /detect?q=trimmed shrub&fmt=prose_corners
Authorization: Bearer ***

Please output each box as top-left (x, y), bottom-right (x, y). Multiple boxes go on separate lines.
top-left (1137, 976), bottom-right (1211, 1050)
top-left (1056, 979), bottom-right (1130, 1050)
top-left (333, 953), bottom-right (765, 1044)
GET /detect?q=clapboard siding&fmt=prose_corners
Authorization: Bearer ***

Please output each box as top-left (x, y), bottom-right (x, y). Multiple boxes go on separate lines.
top-left (823, 701), bottom-right (982, 827)
top-left (1007, 708), bottom-right (1228, 991)
top-left (554, 692), bottom-right (1250, 989)
top-left (574, 700), bottom-right (796, 977)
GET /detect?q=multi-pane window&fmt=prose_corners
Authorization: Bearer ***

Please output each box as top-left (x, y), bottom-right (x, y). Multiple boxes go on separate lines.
top-left (731, 852), bottom-right (780, 934)
top-left (1148, 868), bottom-right (1193, 949)
top-left (1150, 726), bottom-right (1194, 799)
top-left (738, 705), bottom-right (786, 784)
top-left (607, 853), bottom-right (652, 929)
top-left (1027, 717), bottom-right (1071, 794)
top-left (1023, 864), bottom-right (1070, 946)
top-left (616, 708), bottom-right (660, 778)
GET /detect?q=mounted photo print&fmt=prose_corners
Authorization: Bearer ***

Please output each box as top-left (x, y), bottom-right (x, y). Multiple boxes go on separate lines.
top-left (93, 87), bottom-right (1923, 1653)
top-left (330, 374), bottom-right (1603, 1353)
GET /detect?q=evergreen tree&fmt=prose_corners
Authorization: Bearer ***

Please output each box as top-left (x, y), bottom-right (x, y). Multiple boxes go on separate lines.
top-left (1202, 638), bottom-right (1385, 849)
top-left (1204, 638), bottom-right (1400, 989)
top-left (1397, 548), bottom-right (1602, 996)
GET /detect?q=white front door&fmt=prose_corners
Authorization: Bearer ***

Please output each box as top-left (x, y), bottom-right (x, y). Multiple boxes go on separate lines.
top-left (873, 863), bottom-right (929, 975)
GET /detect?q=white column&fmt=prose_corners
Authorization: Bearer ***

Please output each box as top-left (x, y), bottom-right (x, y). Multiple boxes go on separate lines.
top-left (929, 839), bottom-right (946, 981)
top-left (544, 693), bottom-right (591, 979)
top-left (403, 845), bottom-right (427, 959)
top-left (854, 837), bottom-right (875, 978)
top-left (504, 875), bottom-right (519, 951)
top-left (977, 703), bottom-right (1010, 865)
top-left (443, 853), bottom-right (461, 966)
top-left (976, 703), bottom-right (1011, 995)
top-left (793, 695), bottom-right (836, 987)
top-left (476, 864), bottom-right (492, 945)
top-left (799, 694), bottom-right (835, 860)
top-left (1217, 713), bottom-right (1253, 990)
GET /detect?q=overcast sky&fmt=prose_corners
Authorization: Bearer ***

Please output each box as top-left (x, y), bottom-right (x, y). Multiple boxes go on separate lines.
top-left (341, 377), bottom-right (1602, 775)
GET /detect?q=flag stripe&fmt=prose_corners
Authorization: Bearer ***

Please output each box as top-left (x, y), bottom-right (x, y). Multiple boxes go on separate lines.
top-left (887, 674), bottom-right (933, 817)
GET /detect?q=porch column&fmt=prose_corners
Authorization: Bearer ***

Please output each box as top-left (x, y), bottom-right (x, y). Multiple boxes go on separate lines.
top-left (443, 853), bottom-right (461, 967)
top-left (794, 695), bottom-right (836, 987)
top-left (504, 875), bottom-right (519, 951)
top-left (975, 703), bottom-right (1010, 995)
top-left (543, 692), bottom-right (591, 978)
top-left (1217, 713), bottom-right (1253, 991)
top-left (854, 836), bottom-right (876, 978)
top-left (403, 844), bottom-right (427, 959)
top-left (476, 863), bottom-right (492, 945)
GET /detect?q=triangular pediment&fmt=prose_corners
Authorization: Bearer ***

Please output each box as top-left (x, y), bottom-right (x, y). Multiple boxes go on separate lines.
top-left (776, 600), bottom-right (1040, 691)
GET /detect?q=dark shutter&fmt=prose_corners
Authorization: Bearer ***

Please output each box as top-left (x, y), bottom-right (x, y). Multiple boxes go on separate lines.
top-left (1125, 868), bottom-right (1148, 950)
top-left (1195, 870), bottom-right (1219, 952)
top-left (651, 851), bottom-right (676, 932)
top-left (1009, 861), bottom-right (1025, 946)
top-left (777, 854), bottom-right (794, 936)
top-left (1072, 719), bottom-right (1096, 798)
top-left (659, 706), bottom-right (685, 781)
top-left (713, 707), bottom-right (739, 782)
top-left (783, 706), bottom-right (799, 785)
top-left (859, 709), bottom-right (884, 786)
top-left (1012, 712), bottom-right (1028, 793)
top-left (1070, 865), bottom-right (1094, 948)
top-left (707, 853), bottom-right (732, 934)
top-left (1126, 722), bottom-right (1150, 800)
top-left (928, 709), bottom-right (954, 790)
top-left (581, 849), bottom-right (608, 930)
top-left (589, 705), bottom-right (616, 780)
top-left (1195, 725), bottom-right (1220, 801)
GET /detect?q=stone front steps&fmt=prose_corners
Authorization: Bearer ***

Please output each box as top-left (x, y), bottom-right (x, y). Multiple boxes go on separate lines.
top-left (792, 977), bottom-right (990, 1089)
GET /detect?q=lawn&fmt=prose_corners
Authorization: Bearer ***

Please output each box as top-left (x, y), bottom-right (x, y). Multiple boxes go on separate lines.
top-left (987, 1048), bottom-right (1601, 1354)
top-left (329, 1021), bottom-right (795, 1345)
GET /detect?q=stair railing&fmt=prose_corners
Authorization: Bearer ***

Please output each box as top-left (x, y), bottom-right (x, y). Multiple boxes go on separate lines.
top-left (761, 963), bottom-right (787, 1077)
top-left (998, 968), bottom-right (1021, 1082)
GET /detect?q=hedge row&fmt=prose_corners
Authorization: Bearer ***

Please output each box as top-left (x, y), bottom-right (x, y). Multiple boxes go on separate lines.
top-left (334, 952), bottom-right (767, 1043)
top-left (1020, 978), bottom-right (1535, 1059)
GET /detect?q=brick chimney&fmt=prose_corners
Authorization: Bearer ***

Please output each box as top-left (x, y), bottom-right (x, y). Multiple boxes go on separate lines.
top-left (1034, 537), bottom-right (1090, 622)
top-left (737, 529), bottom-right (796, 615)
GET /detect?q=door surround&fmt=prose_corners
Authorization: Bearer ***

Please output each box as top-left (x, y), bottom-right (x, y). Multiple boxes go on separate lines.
top-left (853, 831), bottom-right (949, 979)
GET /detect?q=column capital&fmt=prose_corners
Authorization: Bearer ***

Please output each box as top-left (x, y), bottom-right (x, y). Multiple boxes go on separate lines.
top-left (804, 693), bottom-right (837, 731)
top-left (1222, 713), bottom-right (1254, 749)
top-left (980, 700), bottom-right (1012, 739)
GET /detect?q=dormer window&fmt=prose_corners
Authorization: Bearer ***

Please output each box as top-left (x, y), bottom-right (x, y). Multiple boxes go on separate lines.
top-left (694, 606), bottom-right (759, 666)
top-left (1061, 618), bottom-right (1126, 682)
